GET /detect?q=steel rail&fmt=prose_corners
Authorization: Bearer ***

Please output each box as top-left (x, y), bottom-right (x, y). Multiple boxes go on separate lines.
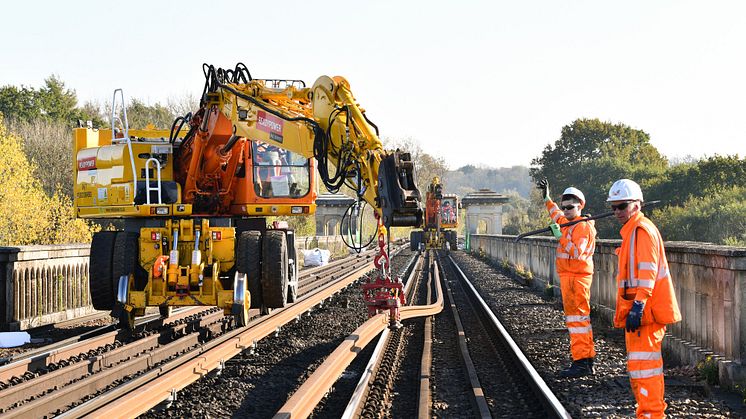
top-left (0, 252), bottom-right (372, 381)
top-left (0, 306), bottom-right (210, 382)
top-left (447, 254), bottom-right (572, 419)
top-left (59, 249), bottom-right (386, 419)
top-left (0, 309), bottom-right (226, 418)
top-left (341, 251), bottom-right (424, 418)
top-left (275, 251), bottom-right (444, 419)
top-left (439, 255), bottom-right (492, 418)
top-left (417, 254), bottom-right (436, 418)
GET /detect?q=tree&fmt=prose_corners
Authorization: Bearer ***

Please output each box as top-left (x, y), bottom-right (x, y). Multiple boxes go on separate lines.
top-left (382, 136), bottom-right (448, 194)
top-left (0, 115), bottom-right (51, 245)
top-left (0, 85), bottom-right (39, 121)
top-left (530, 119), bottom-right (668, 238)
top-left (652, 186), bottom-right (746, 246)
top-left (531, 118), bottom-right (667, 185)
top-left (7, 118), bottom-right (73, 198)
top-left (124, 98), bottom-right (175, 130)
top-left (37, 75), bottom-right (78, 122)
top-left (501, 190), bottom-right (546, 235)
top-left (0, 115), bottom-right (96, 245)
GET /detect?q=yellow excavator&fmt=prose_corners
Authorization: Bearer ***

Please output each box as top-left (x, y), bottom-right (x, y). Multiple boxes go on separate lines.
top-left (74, 63), bottom-right (422, 329)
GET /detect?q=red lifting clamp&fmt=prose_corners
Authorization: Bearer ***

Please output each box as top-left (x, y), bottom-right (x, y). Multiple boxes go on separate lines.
top-left (362, 214), bottom-right (405, 329)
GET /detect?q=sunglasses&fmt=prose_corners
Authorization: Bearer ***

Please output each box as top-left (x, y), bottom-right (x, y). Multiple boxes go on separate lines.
top-left (610, 201), bottom-right (633, 211)
top-left (560, 204), bottom-right (578, 210)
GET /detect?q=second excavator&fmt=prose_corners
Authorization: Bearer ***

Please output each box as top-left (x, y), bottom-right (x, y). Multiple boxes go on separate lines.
top-left (409, 177), bottom-right (459, 251)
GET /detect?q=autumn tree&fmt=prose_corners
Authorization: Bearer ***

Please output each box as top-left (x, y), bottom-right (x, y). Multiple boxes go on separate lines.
top-left (0, 115), bottom-right (97, 245)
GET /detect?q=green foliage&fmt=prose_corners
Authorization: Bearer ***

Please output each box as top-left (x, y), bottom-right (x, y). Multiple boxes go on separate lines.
top-left (646, 155), bottom-right (746, 208)
top-left (0, 85), bottom-right (39, 121)
top-left (696, 355), bottom-right (719, 385)
top-left (501, 190), bottom-right (546, 235)
top-left (124, 98), bottom-right (175, 130)
top-left (0, 76), bottom-right (108, 128)
top-left (652, 186), bottom-right (746, 246)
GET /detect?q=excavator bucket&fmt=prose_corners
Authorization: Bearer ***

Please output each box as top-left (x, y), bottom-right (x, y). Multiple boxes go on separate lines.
top-left (377, 151), bottom-right (423, 228)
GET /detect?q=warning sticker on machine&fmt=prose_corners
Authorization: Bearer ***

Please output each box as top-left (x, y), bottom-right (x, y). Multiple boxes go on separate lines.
top-left (257, 110), bottom-right (284, 143)
top-left (77, 156), bottom-right (97, 171)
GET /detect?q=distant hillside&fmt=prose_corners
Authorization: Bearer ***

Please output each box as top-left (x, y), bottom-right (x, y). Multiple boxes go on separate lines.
top-left (443, 165), bottom-right (531, 198)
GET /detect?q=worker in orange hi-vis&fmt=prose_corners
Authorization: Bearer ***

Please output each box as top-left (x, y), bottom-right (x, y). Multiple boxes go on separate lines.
top-left (608, 178), bottom-right (681, 419)
top-left (538, 179), bottom-right (597, 378)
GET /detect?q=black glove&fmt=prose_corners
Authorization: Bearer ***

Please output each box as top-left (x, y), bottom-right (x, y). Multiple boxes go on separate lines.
top-left (626, 300), bottom-right (644, 333)
top-left (537, 178), bottom-right (550, 201)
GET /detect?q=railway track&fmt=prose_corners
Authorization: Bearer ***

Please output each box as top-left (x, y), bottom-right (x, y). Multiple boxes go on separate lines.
top-left (286, 250), bottom-right (571, 418)
top-left (0, 249), bottom-right (382, 418)
top-left (440, 252), bottom-right (569, 418)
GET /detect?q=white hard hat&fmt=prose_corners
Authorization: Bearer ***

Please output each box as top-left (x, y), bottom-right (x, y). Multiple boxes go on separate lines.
top-left (607, 179), bottom-right (644, 202)
top-left (562, 187), bottom-right (585, 206)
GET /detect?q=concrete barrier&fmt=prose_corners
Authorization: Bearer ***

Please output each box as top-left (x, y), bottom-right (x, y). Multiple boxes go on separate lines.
top-left (0, 236), bottom-right (348, 332)
top-left (471, 234), bottom-right (746, 388)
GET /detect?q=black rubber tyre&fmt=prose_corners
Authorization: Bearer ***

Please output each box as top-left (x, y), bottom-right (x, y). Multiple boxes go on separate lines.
top-left (113, 232), bottom-right (139, 289)
top-left (237, 231), bottom-right (263, 309)
top-left (448, 231), bottom-right (458, 251)
top-left (90, 231), bottom-right (118, 310)
top-left (261, 230), bottom-right (289, 308)
top-left (410, 230), bottom-right (421, 251)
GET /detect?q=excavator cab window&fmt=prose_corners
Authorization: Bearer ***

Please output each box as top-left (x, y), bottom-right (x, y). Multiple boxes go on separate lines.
top-left (252, 141), bottom-right (310, 199)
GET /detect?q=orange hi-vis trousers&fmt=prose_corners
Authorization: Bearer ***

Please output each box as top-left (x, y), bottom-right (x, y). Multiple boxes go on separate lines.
top-left (627, 322), bottom-right (667, 419)
top-left (560, 274), bottom-right (595, 360)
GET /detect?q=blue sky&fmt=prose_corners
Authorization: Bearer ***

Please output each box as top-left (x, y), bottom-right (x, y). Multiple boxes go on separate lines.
top-left (2, 0), bottom-right (744, 169)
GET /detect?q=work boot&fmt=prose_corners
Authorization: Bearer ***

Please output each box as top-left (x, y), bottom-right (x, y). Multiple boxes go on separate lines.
top-left (558, 358), bottom-right (594, 378)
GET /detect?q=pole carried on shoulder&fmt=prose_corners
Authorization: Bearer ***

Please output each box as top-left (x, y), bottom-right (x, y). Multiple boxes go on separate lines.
top-left (514, 200), bottom-right (662, 242)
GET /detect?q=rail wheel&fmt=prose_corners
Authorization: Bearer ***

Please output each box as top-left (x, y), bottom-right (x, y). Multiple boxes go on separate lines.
top-left (232, 272), bottom-right (250, 327)
top-left (286, 258), bottom-right (298, 303)
top-left (90, 231), bottom-right (118, 310)
top-left (286, 231), bottom-right (298, 304)
top-left (237, 231), bottom-right (263, 309)
top-left (116, 276), bottom-right (136, 330)
top-left (261, 230), bottom-right (289, 308)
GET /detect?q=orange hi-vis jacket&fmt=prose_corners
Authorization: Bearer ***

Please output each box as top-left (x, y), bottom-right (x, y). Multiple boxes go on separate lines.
top-left (613, 212), bottom-right (682, 328)
top-left (545, 200), bottom-right (596, 276)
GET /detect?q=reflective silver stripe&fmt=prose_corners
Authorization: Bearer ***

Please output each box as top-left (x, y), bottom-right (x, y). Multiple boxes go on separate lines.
top-left (566, 315), bottom-right (590, 322)
top-left (577, 254), bottom-right (592, 261)
top-left (577, 238), bottom-right (588, 255)
top-left (638, 262), bottom-right (656, 271)
top-left (628, 367), bottom-right (663, 379)
top-left (565, 242), bottom-right (573, 252)
top-left (618, 280), bottom-right (630, 289)
top-left (628, 351), bottom-right (662, 361)
top-left (628, 229), bottom-right (636, 285)
top-left (657, 267), bottom-right (669, 280)
top-left (557, 253), bottom-right (570, 259)
top-left (637, 279), bottom-right (655, 289)
top-left (568, 326), bottom-right (592, 334)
